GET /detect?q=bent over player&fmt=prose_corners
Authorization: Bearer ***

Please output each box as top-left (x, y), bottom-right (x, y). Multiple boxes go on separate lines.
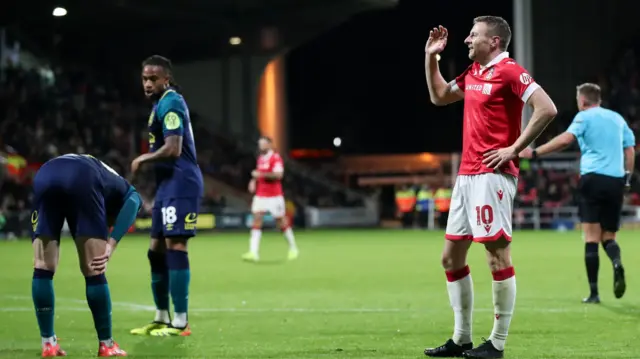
top-left (31, 154), bottom-right (142, 357)
top-left (521, 83), bottom-right (634, 303)
top-left (242, 136), bottom-right (298, 262)
top-left (130, 55), bottom-right (203, 336)
top-left (423, 17), bottom-right (557, 358)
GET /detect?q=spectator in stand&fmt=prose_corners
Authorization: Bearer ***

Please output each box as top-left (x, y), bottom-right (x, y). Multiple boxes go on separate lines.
top-left (0, 62), bottom-right (357, 239)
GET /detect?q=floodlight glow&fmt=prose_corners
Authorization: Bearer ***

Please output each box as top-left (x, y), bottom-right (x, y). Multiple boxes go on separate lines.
top-left (53, 7), bottom-right (67, 17)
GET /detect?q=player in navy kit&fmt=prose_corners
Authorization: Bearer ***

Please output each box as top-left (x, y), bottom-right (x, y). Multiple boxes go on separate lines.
top-left (130, 55), bottom-right (203, 337)
top-left (31, 154), bottom-right (142, 357)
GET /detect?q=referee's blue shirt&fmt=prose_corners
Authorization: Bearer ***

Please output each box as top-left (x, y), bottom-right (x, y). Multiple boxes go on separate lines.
top-left (567, 106), bottom-right (635, 177)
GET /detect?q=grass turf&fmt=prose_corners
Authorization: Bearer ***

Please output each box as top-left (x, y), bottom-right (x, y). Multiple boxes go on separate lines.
top-left (0, 229), bottom-right (637, 358)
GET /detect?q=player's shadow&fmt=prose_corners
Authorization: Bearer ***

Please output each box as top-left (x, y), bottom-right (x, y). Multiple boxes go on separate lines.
top-left (130, 336), bottom-right (189, 358)
top-left (599, 302), bottom-right (640, 319)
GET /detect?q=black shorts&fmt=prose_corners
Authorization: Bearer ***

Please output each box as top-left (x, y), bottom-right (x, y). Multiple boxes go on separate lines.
top-left (578, 173), bottom-right (625, 232)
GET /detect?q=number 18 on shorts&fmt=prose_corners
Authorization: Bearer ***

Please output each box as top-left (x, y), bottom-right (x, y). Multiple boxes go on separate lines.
top-left (151, 197), bottom-right (200, 239)
top-left (445, 173), bottom-right (517, 242)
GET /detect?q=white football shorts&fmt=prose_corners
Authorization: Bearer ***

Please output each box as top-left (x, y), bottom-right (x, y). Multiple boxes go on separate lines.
top-left (445, 173), bottom-right (517, 242)
top-left (251, 195), bottom-right (286, 218)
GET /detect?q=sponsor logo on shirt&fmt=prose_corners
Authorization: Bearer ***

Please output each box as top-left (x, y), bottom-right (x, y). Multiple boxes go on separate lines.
top-left (519, 73), bottom-right (533, 85)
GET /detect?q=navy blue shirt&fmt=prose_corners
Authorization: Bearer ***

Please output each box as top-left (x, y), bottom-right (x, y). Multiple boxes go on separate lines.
top-left (148, 89), bottom-right (203, 199)
top-left (56, 154), bottom-right (131, 217)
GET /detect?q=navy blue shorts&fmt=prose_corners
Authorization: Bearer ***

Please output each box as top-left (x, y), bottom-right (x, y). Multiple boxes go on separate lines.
top-left (31, 159), bottom-right (107, 241)
top-left (151, 197), bottom-right (200, 239)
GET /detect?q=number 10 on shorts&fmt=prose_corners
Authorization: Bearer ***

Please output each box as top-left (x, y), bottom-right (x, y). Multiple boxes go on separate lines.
top-left (475, 205), bottom-right (494, 226)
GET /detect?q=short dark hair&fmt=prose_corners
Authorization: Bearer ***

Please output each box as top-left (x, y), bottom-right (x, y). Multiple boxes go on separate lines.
top-left (142, 55), bottom-right (180, 90)
top-left (576, 83), bottom-right (602, 105)
top-left (142, 55), bottom-right (172, 72)
top-left (474, 16), bottom-right (512, 51)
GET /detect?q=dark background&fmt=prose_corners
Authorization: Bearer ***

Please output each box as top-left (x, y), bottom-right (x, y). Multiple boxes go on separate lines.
top-left (2, 0), bottom-right (541, 155)
top-left (286, 0), bottom-right (514, 153)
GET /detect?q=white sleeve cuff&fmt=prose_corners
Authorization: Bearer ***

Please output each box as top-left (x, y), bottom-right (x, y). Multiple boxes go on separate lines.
top-left (521, 83), bottom-right (541, 103)
top-left (450, 82), bottom-right (461, 93)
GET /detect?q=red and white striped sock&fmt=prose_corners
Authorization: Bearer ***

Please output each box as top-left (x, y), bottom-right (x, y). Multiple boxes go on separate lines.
top-left (489, 266), bottom-right (516, 351)
top-left (445, 265), bottom-right (474, 345)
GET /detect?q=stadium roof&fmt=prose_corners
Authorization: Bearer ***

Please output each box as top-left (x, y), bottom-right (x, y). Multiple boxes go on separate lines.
top-left (4, 0), bottom-right (398, 62)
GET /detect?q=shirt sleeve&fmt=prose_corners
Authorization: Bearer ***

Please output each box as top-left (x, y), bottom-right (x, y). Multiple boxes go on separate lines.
top-left (110, 188), bottom-right (142, 242)
top-left (450, 65), bottom-right (473, 93)
top-left (157, 95), bottom-right (186, 137)
top-left (566, 112), bottom-right (586, 138)
top-left (504, 64), bottom-right (541, 103)
top-left (272, 154), bottom-right (284, 173)
top-left (623, 121), bottom-right (636, 148)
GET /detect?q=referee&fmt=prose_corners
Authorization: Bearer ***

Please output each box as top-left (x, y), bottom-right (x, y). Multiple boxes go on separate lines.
top-left (520, 83), bottom-right (635, 304)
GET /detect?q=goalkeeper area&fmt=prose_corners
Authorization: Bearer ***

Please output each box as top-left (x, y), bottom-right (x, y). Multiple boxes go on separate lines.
top-left (0, 230), bottom-right (638, 358)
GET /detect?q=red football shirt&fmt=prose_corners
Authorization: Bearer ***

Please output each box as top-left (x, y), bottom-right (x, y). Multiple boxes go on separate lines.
top-left (451, 52), bottom-right (540, 177)
top-left (255, 150), bottom-right (284, 197)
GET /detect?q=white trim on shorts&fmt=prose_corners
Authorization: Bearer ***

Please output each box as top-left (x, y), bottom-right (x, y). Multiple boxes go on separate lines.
top-left (444, 172), bottom-right (517, 242)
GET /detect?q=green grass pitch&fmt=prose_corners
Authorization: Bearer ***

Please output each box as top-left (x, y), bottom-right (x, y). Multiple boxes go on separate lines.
top-left (0, 229), bottom-right (638, 358)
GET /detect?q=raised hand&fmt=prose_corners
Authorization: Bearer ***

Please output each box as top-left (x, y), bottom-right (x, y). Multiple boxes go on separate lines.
top-left (426, 26), bottom-right (448, 55)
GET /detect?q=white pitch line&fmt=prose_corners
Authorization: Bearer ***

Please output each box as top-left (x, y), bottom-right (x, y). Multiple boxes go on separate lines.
top-left (4, 295), bottom-right (634, 314)
top-left (4, 295), bottom-right (155, 310)
top-left (0, 307), bottom-right (575, 313)
top-left (1, 307), bottom-right (90, 312)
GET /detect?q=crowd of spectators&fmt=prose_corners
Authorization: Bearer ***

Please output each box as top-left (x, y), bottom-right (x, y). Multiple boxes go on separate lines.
top-left (195, 128), bottom-right (362, 208)
top-left (0, 58), bottom-right (360, 237)
top-left (515, 44), bottom-right (640, 209)
top-left (7, 39), bottom-right (640, 234)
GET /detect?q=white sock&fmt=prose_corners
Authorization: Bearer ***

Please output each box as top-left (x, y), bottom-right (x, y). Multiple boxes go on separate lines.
top-left (154, 309), bottom-right (170, 323)
top-left (172, 312), bottom-right (188, 328)
top-left (42, 336), bottom-right (57, 346)
top-left (250, 229), bottom-right (262, 255)
top-left (283, 227), bottom-right (297, 251)
top-left (99, 338), bottom-right (114, 347)
top-left (489, 272), bottom-right (516, 351)
top-left (446, 267), bottom-right (474, 345)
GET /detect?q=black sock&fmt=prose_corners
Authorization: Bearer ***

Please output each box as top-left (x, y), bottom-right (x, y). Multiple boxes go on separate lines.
top-left (585, 242), bottom-right (599, 296)
top-left (602, 239), bottom-right (622, 265)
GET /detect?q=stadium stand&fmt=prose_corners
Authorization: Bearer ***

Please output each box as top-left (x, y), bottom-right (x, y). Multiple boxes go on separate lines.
top-left (5, 37), bottom-right (640, 234)
top-left (516, 44), bottom-right (640, 209)
top-left (0, 59), bottom-right (364, 237)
